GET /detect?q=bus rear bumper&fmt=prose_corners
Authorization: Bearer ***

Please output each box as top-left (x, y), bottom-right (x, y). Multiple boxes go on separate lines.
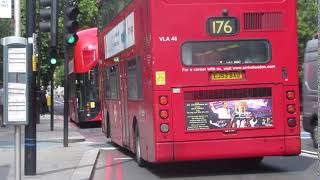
top-left (155, 136), bottom-right (300, 162)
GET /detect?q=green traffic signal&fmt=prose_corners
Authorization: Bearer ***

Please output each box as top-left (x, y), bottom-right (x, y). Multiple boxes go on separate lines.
top-left (66, 34), bottom-right (78, 45)
top-left (67, 35), bottom-right (76, 44)
top-left (64, 6), bottom-right (80, 46)
top-left (49, 47), bottom-right (58, 65)
top-left (50, 58), bottom-right (57, 65)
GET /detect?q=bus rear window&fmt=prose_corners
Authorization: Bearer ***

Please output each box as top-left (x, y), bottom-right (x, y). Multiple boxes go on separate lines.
top-left (181, 40), bottom-right (271, 66)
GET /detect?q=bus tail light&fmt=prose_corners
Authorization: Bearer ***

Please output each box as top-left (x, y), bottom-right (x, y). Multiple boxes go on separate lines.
top-left (286, 91), bottom-right (295, 100)
top-left (159, 96), bottom-right (168, 105)
top-left (287, 104), bottom-right (296, 114)
top-left (160, 110), bottom-right (169, 119)
top-left (86, 104), bottom-right (91, 112)
top-left (287, 118), bottom-right (297, 127)
top-left (160, 124), bottom-right (169, 133)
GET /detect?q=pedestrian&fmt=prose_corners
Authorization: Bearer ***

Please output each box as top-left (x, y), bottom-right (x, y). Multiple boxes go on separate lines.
top-left (39, 86), bottom-right (49, 115)
top-left (0, 87), bottom-right (4, 127)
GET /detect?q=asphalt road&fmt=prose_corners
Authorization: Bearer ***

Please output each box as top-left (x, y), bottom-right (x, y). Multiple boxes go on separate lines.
top-left (90, 127), bottom-right (319, 180)
top-left (53, 98), bottom-right (320, 180)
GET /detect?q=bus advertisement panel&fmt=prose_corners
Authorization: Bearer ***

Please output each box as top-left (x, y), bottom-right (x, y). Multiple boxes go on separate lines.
top-left (97, 0), bottom-right (300, 166)
top-left (185, 99), bottom-right (273, 130)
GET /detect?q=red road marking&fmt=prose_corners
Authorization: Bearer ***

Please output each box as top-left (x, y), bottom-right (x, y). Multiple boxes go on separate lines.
top-left (115, 152), bottom-right (123, 180)
top-left (105, 151), bottom-right (113, 180)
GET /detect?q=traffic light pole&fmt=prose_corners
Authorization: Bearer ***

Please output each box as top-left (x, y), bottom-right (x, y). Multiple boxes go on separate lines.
top-left (63, 4), bottom-right (79, 148)
top-left (63, 7), bottom-right (69, 147)
top-left (63, 45), bottom-right (69, 147)
top-left (25, 0), bottom-right (37, 176)
top-left (50, 71), bottom-right (54, 131)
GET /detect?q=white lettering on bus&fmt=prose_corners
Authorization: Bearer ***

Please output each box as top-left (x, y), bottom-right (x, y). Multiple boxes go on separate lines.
top-left (159, 36), bottom-right (178, 42)
top-left (181, 65), bottom-right (277, 73)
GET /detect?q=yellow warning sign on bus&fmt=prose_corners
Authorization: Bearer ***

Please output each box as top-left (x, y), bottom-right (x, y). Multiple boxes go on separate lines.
top-left (156, 71), bottom-right (166, 85)
top-left (90, 102), bottom-right (96, 108)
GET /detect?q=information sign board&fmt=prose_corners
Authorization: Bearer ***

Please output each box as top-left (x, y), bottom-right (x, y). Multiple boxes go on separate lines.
top-left (0, 0), bottom-right (12, 18)
top-left (1, 36), bottom-right (29, 125)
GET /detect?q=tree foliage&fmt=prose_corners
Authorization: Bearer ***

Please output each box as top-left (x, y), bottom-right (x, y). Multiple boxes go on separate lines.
top-left (54, 65), bottom-right (64, 87)
top-left (40, 0), bottom-right (97, 86)
top-left (297, 0), bottom-right (318, 66)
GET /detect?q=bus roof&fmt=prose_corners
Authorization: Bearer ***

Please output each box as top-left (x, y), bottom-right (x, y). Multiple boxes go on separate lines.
top-left (74, 27), bottom-right (98, 73)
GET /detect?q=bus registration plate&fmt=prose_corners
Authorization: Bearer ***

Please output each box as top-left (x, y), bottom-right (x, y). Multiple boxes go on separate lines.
top-left (211, 71), bottom-right (243, 80)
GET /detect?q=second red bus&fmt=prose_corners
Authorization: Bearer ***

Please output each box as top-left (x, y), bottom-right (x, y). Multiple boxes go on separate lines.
top-left (69, 27), bottom-right (102, 125)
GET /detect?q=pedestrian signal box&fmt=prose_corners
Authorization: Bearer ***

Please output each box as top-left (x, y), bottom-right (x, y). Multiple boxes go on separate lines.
top-left (1, 36), bottom-right (29, 125)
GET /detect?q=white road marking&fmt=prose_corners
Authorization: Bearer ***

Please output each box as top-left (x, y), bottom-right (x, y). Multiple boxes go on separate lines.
top-left (114, 157), bottom-right (133, 160)
top-left (79, 141), bottom-right (96, 144)
top-left (301, 137), bottom-right (311, 139)
top-left (100, 147), bottom-right (117, 151)
top-left (302, 149), bottom-right (318, 155)
top-left (300, 152), bottom-right (318, 159)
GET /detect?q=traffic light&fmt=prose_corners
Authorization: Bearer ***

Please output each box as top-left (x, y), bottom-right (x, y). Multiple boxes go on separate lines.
top-left (39, 0), bottom-right (52, 33)
top-left (39, 0), bottom-right (58, 64)
top-left (39, 0), bottom-right (58, 44)
top-left (49, 48), bottom-right (57, 65)
top-left (64, 6), bottom-right (80, 46)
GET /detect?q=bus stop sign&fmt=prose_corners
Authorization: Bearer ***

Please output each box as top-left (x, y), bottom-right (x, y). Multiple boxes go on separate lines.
top-left (1, 36), bottom-right (29, 125)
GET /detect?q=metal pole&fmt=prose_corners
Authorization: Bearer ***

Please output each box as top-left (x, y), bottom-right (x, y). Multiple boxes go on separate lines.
top-left (63, 4), bottom-right (69, 147)
top-left (50, 76), bottom-right (54, 131)
top-left (14, 0), bottom-right (20, 37)
top-left (14, 0), bottom-right (22, 179)
top-left (317, 0), bottom-right (320, 173)
top-left (63, 50), bottom-right (69, 147)
top-left (24, 0), bottom-right (37, 175)
top-left (15, 126), bottom-right (21, 180)
top-left (63, 44), bottom-right (69, 147)
top-left (50, 0), bottom-right (58, 131)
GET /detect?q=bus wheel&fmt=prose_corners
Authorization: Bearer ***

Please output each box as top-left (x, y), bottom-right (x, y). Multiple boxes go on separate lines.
top-left (311, 124), bottom-right (319, 149)
top-left (245, 157), bottom-right (264, 165)
top-left (134, 126), bottom-right (145, 167)
top-left (106, 119), bottom-right (111, 138)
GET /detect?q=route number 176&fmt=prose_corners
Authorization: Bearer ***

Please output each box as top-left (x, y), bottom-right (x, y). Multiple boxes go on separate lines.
top-left (208, 17), bottom-right (238, 35)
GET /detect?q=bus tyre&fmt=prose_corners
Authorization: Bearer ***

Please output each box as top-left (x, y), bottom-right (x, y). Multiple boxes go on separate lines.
top-left (311, 125), bottom-right (319, 149)
top-left (134, 126), bottom-right (145, 167)
top-left (245, 157), bottom-right (264, 166)
top-left (106, 119), bottom-right (111, 138)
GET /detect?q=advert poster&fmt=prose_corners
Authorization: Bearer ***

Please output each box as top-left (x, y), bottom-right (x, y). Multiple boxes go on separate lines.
top-left (185, 99), bottom-right (272, 130)
top-left (105, 12), bottom-right (135, 58)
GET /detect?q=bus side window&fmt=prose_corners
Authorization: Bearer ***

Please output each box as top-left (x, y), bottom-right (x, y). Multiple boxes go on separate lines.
top-left (105, 66), bottom-right (119, 99)
top-left (127, 57), bottom-right (143, 100)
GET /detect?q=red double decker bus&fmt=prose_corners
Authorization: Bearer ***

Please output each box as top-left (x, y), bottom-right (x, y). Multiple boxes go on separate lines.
top-left (69, 27), bottom-right (101, 125)
top-left (97, 0), bottom-right (300, 166)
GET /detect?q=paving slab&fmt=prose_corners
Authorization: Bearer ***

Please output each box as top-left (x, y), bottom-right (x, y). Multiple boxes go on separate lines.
top-left (0, 114), bottom-right (102, 180)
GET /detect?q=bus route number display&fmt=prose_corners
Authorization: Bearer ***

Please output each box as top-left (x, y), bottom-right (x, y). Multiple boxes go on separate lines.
top-left (207, 17), bottom-right (238, 35)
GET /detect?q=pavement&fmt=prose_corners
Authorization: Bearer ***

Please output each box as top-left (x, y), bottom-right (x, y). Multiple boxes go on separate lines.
top-left (0, 114), bottom-right (103, 180)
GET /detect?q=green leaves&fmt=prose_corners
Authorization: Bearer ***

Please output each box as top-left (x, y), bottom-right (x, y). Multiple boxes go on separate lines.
top-left (39, 0), bottom-right (97, 86)
top-left (297, 0), bottom-right (317, 65)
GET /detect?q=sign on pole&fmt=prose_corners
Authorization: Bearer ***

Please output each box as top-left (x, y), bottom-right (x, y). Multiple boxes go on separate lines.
top-left (0, 0), bottom-right (12, 18)
top-left (2, 36), bottom-right (29, 125)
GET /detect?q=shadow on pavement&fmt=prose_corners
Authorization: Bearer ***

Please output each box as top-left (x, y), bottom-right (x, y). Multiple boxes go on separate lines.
top-left (145, 156), bottom-right (316, 179)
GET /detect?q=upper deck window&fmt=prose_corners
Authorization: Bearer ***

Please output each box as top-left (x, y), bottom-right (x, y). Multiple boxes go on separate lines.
top-left (181, 40), bottom-right (271, 66)
top-left (97, 0), bottom-right (131, 31)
